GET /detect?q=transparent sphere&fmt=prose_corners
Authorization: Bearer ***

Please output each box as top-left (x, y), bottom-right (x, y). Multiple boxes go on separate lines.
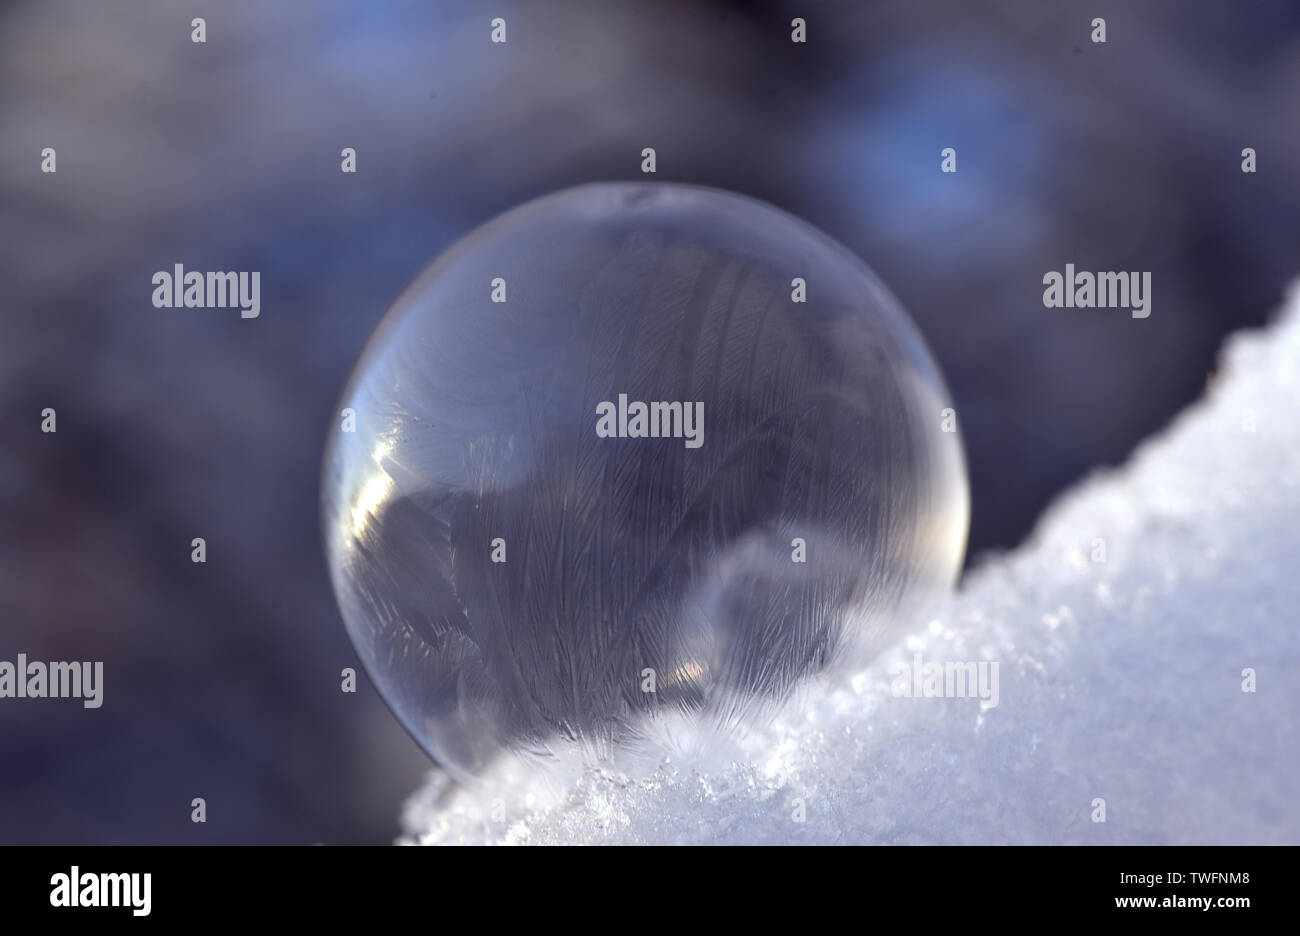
top-left (322, 183), bottom-right (968, 785)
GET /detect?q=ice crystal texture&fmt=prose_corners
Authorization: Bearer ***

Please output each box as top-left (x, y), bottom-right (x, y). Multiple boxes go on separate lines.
top-left (323, 183), bottom-right (968, 785)
top-left (402, 285), bottom-right (1300, 844)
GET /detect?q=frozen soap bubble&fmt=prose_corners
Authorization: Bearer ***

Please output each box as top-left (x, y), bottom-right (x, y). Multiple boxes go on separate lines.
top-left (322, 183), bottom-right (968, 786)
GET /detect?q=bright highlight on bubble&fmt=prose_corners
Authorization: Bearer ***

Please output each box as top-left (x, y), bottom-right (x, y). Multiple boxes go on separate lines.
top-left (322, 183), bottom-right (968, 785)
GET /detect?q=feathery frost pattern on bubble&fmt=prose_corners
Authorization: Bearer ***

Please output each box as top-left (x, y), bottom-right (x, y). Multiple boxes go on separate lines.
top-left (322, 183), bottom-right (968, 785)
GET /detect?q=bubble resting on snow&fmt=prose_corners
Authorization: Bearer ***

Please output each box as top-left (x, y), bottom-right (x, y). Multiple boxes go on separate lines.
top-left (322, 183), bottom-right (968, 786)
top-left (401, 283), bottom-right (1300, 845)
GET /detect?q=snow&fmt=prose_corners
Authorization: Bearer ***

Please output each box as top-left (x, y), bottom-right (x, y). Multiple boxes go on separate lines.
top-left (401, 285), bottom-right (1300, 845)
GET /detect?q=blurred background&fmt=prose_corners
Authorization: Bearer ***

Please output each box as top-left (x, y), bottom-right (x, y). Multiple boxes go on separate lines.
top-left (1, 0), bottom-right (1297, 843)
